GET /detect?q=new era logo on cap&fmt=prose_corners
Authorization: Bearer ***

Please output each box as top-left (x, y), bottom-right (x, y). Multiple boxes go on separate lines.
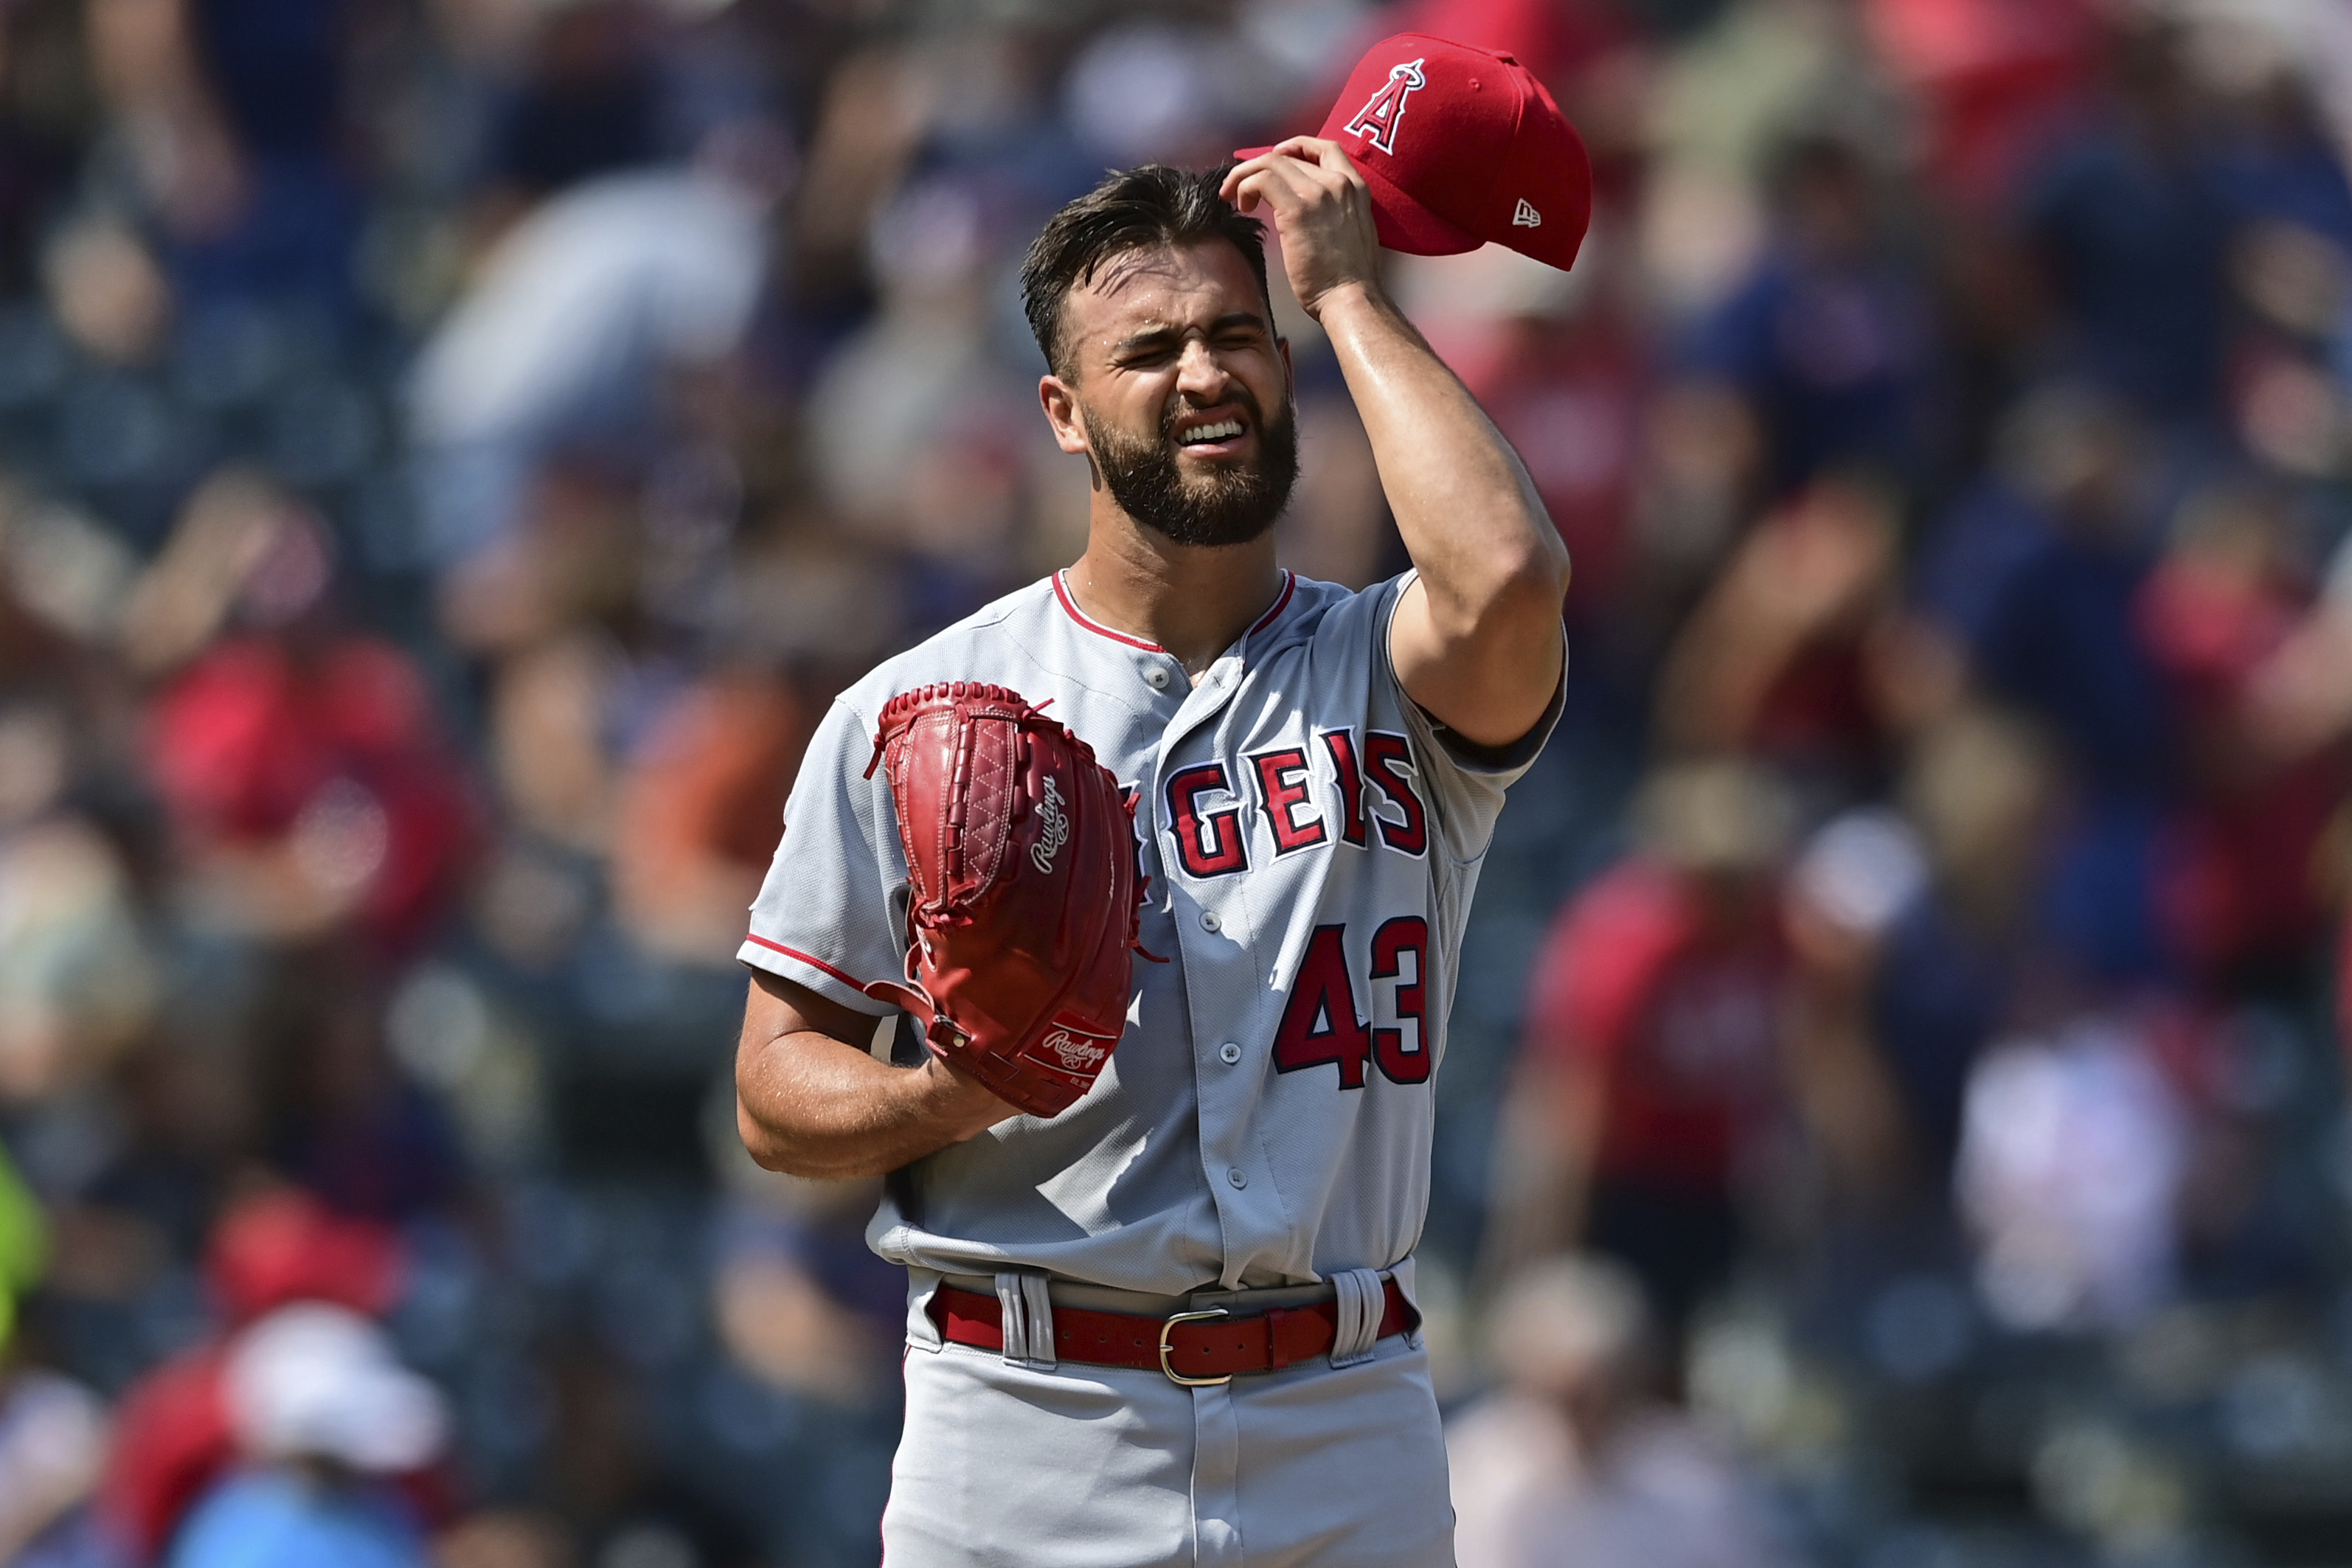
top-left (1238, 34), bottom-right (1591, 272)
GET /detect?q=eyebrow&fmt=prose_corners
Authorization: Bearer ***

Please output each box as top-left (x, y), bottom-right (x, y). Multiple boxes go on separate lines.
top-left (1111, 311), bottom-right (1271, 355)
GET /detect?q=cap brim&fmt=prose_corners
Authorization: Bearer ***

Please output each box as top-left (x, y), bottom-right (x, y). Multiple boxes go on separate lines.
top-left (1229, 145), bottom-right (1484, 258)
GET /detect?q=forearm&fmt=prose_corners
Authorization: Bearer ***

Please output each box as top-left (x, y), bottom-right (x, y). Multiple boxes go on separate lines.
top-left (90, 0), bottom-right (240, 194)
top-left (1221, 139), bottom-right (1565, 740)
top-left (1478, 1057), bottom-right (1602, 1285)
top-left (1319, 282), bottom-right (1567, 743)
top-left (1652, 594), bottom-right (1808, 753)
top-left (1317, 283), bottom-right (1567, 625)
top-left (735, 1026), bottom-right (1005, 1179)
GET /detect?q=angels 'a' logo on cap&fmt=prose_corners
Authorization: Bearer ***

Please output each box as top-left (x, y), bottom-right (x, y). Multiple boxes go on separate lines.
top-left (1344, 58), bottom-right (1427, 156)
top-left (1513, 198), bottom-right (1541, 228)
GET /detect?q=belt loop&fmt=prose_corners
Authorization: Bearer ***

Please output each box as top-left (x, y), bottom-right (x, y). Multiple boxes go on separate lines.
top-left (996, 1272), bottom-right (1056, 1370)
top-left (1329, 1268), bottom-right (1383, 1367)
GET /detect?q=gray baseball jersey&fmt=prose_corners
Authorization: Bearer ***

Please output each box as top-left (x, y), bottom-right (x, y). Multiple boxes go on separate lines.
top-left (740, 566), bottom-right (1558, 1297)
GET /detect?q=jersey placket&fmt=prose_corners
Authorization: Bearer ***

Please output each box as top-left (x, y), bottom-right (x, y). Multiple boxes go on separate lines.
top-left (1152, 648), bottom-right (1258, 1567)
top-left (1144, 641), bottom-right (1283, 1287)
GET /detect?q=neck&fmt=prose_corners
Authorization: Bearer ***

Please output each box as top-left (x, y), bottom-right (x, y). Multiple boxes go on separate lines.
top-left (1066, 518), bottom-right (1283, 676)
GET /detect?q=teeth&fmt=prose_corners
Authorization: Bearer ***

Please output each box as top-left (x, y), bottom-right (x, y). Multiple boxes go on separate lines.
top-left (1179, 420), bottom-right (1243, 445)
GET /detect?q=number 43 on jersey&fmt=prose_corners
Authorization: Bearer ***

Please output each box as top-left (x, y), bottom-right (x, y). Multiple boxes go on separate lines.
top-left (1272, 917), bottom-right (1430, 1088)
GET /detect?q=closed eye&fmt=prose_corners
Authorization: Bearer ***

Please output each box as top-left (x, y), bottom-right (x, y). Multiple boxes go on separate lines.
top-left (1109, 313), bottom-right (1272, 368)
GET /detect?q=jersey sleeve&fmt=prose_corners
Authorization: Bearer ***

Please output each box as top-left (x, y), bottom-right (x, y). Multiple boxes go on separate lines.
top-left (737, 694), bottom-right (909, 1016)
top-left (1371, 569), bottom-right (1567, 864)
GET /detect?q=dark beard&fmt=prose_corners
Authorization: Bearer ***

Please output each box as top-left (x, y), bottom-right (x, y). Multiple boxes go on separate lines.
top-left (1083, 390), bottom-right (1300, 548)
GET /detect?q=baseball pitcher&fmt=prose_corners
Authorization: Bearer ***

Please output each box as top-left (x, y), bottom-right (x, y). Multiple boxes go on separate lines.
top-left (735, 35), bottom-right (1586, 1566)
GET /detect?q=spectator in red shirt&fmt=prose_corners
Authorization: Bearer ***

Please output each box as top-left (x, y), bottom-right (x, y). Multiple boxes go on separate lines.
top-left (125, 472), bottom-right (480, 960)
top-left (1486, 760), bottom-right (1798, 1333)
top-left (2135, 483), bottom-right (2345, 988)
top-left (97, 1186), bottom-right (415, 1565)
top-left (1651, 473), bottom-right (1903, 802)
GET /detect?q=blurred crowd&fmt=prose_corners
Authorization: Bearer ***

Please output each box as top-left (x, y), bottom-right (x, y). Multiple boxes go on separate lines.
top-left (1, 0), bottom-right (2351, 1563)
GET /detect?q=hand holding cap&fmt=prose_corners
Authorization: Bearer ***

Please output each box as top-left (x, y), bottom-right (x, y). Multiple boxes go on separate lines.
top-left (1236, 32), bottom-right (1592, 272)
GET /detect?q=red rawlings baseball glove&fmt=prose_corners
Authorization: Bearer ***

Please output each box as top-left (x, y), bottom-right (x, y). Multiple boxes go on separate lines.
top-left (860, 682), bottom-right (1145, 1117)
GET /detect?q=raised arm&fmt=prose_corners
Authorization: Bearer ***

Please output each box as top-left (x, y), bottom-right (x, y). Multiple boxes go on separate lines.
top-left (735, 972), bottom-right (1013, 1179)
top-left (1222, 140), bottom-right (1570, 748)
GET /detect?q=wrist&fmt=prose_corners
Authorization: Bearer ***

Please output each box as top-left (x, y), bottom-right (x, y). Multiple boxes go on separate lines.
top-left (1303, 276), bottom-right (1387, 329)
top-left (919, 1053), bottom-right (1013, 1138)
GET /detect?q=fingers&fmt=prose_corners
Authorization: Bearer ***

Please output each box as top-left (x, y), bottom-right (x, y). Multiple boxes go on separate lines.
top-left (1224, 162), bottom-right (1307, 217)
top-left (1219, 136), bottom-right (1381, 314)
top-left (1219, 138), bottom-right (1366, 211)
top-left (1221, 157), bottom-right (1300, 213)
top-left (1224, 161), bottom-right (1350, 225)
top-left (1257, 136), bottom-right (1364, 180)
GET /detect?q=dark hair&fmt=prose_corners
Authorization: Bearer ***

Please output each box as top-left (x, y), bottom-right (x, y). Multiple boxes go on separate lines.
top-left (1019, 164), bottom-right (1271, 378)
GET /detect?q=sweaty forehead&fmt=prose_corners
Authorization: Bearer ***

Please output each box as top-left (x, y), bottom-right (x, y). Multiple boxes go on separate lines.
top-left (1061, 242), bottom-right (1267, 358)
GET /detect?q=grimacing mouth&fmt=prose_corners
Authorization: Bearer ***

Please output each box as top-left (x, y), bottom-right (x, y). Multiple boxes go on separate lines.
top-left (1168, 398), bottom-right (1255, 453)
top-left (1175, 412), bottom-right (1248, 448)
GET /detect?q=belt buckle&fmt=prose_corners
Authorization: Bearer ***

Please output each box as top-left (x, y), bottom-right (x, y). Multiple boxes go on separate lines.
top-left (1158, 1306), bottom-right (1231, 1386)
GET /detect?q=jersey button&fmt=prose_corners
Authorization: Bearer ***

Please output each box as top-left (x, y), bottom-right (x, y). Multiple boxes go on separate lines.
top-left (1218, 1041), bottom-right (1242, 1065)
top-left (1227, 1168), bottom-right (1248, 1189)
top-left (1143, 664), bottom-right (1171, 690)
top-left (1199, 911), bottom-right (1221, 932)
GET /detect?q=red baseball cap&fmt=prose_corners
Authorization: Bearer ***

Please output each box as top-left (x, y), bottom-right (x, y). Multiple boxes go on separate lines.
top-left (1237, 33), bottom-right (1592, 271)
top-left (206, 1189), bottom-right (404, 1325)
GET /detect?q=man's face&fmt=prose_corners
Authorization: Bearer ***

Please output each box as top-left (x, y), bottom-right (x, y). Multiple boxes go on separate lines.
top-left (1052, 240), bottom-right (1298, 547)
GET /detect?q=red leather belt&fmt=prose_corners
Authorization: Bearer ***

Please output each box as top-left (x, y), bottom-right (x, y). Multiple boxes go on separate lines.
top-left (929, 1279), bottom-right (1415, 1386)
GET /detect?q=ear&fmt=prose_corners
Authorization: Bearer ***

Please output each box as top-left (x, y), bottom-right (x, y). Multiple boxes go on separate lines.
top-left (1038, 374), bottom-right (1090, 457)
top-left (1278, 336), bottom-right (1294, 388)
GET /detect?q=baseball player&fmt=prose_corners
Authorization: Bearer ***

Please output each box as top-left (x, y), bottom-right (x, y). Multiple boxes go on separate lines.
top-left (735, 39), bottom-right (1581, 1565)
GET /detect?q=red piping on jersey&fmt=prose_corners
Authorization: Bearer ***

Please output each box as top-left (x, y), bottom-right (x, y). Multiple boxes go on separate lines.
top-left (1052, 569), bottom-right (1295, 649)
top-left (1052, 572), bottom-right (1165, 651)
top-left (743, 934), bottom-right (868, 991)
top-left (1249, 570), bottom-right (1297, 636)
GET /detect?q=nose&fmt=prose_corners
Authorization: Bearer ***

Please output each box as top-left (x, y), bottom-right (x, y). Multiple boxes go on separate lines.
top-left (1174, 338), bottom-right (1231, 404)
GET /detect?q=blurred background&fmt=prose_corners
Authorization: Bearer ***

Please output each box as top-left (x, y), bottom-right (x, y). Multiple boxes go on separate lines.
top-left (1, 0), bottom-right (2352, 1563)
